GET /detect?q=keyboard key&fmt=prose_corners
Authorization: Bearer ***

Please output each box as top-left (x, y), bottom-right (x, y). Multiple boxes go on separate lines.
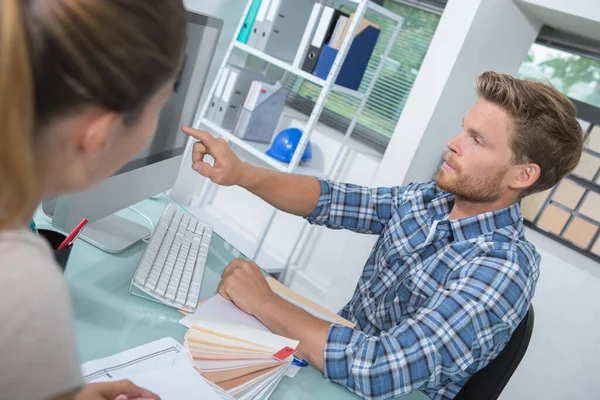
top-left (175, 292), bottom-right (187, 304)
top-left (184, 231), bottom-right (197, 242)
top-left (156, 281), bottom-right (168, 296)
top-left (134, 274), bottom-right (146, 285)
top-left (165, 290), bottom-right (176, 301)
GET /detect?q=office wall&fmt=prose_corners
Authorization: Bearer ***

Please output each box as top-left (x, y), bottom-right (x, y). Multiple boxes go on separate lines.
top-left (501, 228), bottom-right (600, 400)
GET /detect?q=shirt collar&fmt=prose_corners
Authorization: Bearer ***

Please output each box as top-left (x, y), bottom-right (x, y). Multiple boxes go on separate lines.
top-left (427, 188), bottom-right (523, 241)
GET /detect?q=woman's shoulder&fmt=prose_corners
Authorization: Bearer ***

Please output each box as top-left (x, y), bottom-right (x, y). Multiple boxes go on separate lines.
top-left (0, 229), bottom-right (68, 306)
top-left (0, 230), bottom-right (81, 400)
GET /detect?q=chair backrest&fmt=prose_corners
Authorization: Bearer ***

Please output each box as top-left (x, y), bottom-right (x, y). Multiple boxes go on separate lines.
top-left (454, 305), bottom-right (535, 400)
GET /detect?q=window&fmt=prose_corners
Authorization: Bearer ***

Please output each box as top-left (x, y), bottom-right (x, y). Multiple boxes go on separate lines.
top-left (284, 0), bottom-right (442, 151)
top-left (518, 43), bottom-right (600, 108)
top-left (518, 39), bottom-right (600, 262)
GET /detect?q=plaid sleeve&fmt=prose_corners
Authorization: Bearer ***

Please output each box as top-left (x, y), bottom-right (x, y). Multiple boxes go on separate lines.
top-left (305, 179), bottom-right (419, 235)
top-left (323, 250), bottom-right (533, 400)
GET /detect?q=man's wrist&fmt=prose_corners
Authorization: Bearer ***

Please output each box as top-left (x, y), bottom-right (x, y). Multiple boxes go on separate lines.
top-left (253, 291), bottom-right (283, 319)
top-left (238, 162), bottom-right (257, 189)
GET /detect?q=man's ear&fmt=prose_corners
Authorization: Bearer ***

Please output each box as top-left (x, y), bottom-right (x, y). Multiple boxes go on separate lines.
top-left (509, 163), bottom-right (541, 191)
top-left (75, 111), bottom-right (121, 155)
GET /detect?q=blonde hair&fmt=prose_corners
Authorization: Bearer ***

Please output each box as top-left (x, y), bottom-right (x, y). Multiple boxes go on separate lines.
top-left (0, 0), bottom-right (36, 228)
top-left (0, 0), bottom-right (186, 228)
top-left (476, 71), bottom-right (585, 198)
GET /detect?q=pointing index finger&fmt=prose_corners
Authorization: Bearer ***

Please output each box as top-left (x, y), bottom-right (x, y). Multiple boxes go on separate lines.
top-left (181, 126), bottom-right (217, 147)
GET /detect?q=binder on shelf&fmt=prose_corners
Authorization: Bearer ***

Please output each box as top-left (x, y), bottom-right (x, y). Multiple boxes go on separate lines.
top-left (257, 0), bottom-right (315, 63)
top-left (206, 67), bottom-right (231, 123)
top-left (217, 67), bottom-right (266, 131)
top-left (237, 0), bottom-right (263, 44)
top-left (254, 0), bottom-right (280, 52)
top-left (301, 7), bottom-right (348, 74)
top-left (330, 15), bottom-right (350, 50)
top-left (234, 81), bottom-right (287, 144)
top-left (247, 0), bottom-right (272, 48)
top-left (313, 17), bottom-right (381, 91)
top-left (292, 2), bottom-right (323, 68)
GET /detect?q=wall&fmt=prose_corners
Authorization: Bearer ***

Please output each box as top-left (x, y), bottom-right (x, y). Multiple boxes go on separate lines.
top-left (501, 228), bottom-right (600, 399)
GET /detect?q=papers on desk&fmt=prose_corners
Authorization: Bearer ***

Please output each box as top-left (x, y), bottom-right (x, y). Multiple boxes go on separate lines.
top-left (177, 278), bottom-right (355, 398)
top-left (180, 277), bottom-right (355, 330)
top-left (81, 337), bottom-right (230, 400)
top-left (184, 320), bottom-right (298, 400)
top-left (180, 294), bottom-right (269, 331)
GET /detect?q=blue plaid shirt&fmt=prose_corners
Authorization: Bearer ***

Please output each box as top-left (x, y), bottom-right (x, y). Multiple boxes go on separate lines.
top-left (305, 179), bottom-right (540, 400)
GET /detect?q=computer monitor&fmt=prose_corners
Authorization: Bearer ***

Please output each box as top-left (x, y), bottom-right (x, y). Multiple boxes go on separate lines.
top-left (42, 10), bottom-right (223, 253)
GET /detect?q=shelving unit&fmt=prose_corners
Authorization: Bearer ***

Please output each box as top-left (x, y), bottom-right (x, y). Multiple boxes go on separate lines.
top-left (232, 42), bottom-right (366, 100)
top-left (192, 0), bottom-right (405, 271)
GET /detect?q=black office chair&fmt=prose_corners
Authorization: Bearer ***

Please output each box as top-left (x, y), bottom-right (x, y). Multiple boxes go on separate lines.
top-left (454, 305), bottom-right (534, 400)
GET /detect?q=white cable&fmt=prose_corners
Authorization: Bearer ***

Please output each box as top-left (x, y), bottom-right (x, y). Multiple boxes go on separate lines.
top-left (129, 206), bottom-right (155, 242)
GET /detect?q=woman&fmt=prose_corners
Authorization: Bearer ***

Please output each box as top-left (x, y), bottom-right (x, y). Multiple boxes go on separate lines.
top-left (0, 0), bottom-right (187, 399)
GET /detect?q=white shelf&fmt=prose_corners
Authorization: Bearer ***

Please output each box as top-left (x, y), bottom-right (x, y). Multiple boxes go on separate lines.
top-left (341, 0), bottom-right (405, 23)
top-left (201, 118), bottom-right (286, 171)
top-left (194, 0), bottom-right (404, 263)
top-left (233, 42), bottom-right (365, 101)
top-left (200, 118), bottom-right (324, 177)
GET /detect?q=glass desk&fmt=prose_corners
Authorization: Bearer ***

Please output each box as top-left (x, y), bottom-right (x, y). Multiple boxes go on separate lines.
top-left (36, 195), bottom-right (428, 400)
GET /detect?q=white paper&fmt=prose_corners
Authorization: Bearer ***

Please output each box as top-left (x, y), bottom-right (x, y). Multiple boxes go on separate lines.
top-left (80, 337), bottom-right (230, 400)
top-left (103, 366), bottom-right (223, 400)
top-left (81, 337), bottom-right (194, 381)
top-left (285, 364), bottom-right (302, 378)
top-left (180, 294), bottom-right (270, 332)
top-left (231, 363), bottom-right (288, 399)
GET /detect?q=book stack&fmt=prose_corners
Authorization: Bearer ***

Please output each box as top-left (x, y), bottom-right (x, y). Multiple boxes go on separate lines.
top-left (184, 319), bottom-right (298, 399)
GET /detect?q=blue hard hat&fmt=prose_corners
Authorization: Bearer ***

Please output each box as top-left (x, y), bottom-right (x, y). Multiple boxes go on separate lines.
top-left (266, 128), bottom-right (312, 164)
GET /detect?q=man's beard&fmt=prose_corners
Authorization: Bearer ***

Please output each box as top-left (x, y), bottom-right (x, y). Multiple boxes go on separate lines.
top-left (436, 165), bottom-right (506, 203)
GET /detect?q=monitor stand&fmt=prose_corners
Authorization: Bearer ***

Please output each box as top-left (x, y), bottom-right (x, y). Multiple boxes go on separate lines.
top-left (77, 214), bottom-right (151, 253)
top-left (42, 200), bottom-right (151, 254)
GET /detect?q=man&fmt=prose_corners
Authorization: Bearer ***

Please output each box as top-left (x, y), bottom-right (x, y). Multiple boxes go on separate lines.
top-left (182, 72), bottom-right (584, 400)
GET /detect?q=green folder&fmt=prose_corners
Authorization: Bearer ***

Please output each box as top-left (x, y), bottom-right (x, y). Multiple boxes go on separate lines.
top-left (237, 0), bottom-right (262, 44)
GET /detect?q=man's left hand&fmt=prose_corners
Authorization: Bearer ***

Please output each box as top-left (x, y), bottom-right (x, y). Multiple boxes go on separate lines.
top-left (218, 259), bottom-right (277, 316)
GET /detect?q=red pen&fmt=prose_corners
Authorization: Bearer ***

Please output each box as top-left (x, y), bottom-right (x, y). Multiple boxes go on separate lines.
top-left (57, 218), bottom-right (88, 250)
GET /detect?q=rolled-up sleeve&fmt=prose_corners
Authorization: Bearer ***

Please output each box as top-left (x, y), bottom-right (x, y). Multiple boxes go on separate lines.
top-left (305, 179), bottom-right (418, 235)
top-left (323, 251), bottom-right (532, 400)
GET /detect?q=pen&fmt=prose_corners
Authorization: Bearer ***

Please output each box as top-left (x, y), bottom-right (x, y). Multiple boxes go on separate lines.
top-left (57, 218), bottom-right (88, 250)
top-left (292, 355), bottom-right (308, 367)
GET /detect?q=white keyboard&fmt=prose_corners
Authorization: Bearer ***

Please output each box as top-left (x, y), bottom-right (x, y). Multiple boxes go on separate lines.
top-left (131, 204), bottom-right (212, 312)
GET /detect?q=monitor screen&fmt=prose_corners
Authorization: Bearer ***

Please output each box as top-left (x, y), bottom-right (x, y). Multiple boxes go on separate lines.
top-left (115, 11), bottom-right (223, 175)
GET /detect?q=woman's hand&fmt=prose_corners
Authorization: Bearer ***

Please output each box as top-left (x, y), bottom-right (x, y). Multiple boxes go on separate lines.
top-left (74, 380), bottom-right (159, 400)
